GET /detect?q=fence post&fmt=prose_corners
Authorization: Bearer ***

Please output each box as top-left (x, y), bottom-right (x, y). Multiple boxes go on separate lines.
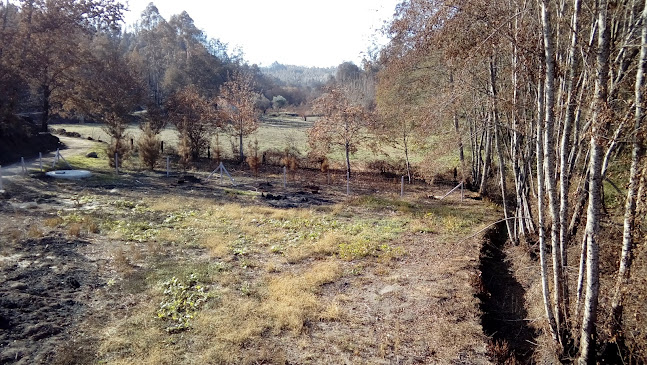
top-left (21, 157), bottom-right (26, 174)
top-left (461, 181), bottom-right (464, 202)
top-left (283, 166), bottom-right (287, 188)
top-left (115, 153), bottom-right (119, 175)
top-left (52, 148), bottom-right (59, 168)
top-left (401, 176), bottom-right (404, 197)
top-left (39, 152), bottom-right (43, 172)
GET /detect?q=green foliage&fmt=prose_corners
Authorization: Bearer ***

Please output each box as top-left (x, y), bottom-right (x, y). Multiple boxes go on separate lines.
top-left (103, 219), bottom-right (159, 242)
top-left (272, 95), bottom-right (287, 110)
top-left (156, 273), bottom-right (211, 333)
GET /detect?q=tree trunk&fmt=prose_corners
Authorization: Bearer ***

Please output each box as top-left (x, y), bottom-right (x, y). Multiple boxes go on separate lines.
top-left (41, 82), bottom-right (50, 133)
top-left (541, 0), bottom-right (565, 339)
top-left (345, 140), bottom-right (351, 179)
top-left (610, 0), bottom-right (647, 337)
top-left (558, 0), bottom-right (582, 325)
top-left (479, 112), bottom-right (492, 196)
top-left (537, 75), bottom-right (559, 342)
top-left (403, 133), bottom-right (411, 183)
top-left (579, 1), bottom-right (609, 362)
top-left (239, 130), bottom-right (244, 163)
top-left (489, 59), bottom-right (513, 241)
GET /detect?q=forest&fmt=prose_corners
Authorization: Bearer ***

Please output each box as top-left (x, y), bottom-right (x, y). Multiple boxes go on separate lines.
top-left (1, 0), bottom-right (647, 364)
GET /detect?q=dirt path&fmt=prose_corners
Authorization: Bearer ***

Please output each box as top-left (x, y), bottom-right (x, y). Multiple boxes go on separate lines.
top-left (310, 231), bottom-right (491, 364)
top-left (0, 135), bottom-right (99, 178)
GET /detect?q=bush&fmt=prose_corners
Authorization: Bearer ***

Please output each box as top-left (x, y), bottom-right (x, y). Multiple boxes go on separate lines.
top-left (107, 137), bottom-right (129, 168)
top-left (178, 135), bottom-right (192, 171)
top-left (138, 123), bottom-right (161, 170)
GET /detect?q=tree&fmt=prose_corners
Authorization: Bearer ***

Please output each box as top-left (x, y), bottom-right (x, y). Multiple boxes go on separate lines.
top-left (309, 85), bottom-right (373, 178)
top-left (219, 70), bottom-right (259, 162)
top-left (166, 85), bottom-right (218, 161)
top-left (272, 95), bottom-right (287, 110)
top-left (65, 33), bottom-right (142, 167)
top-left (17, 0), bottom-right (126, 132)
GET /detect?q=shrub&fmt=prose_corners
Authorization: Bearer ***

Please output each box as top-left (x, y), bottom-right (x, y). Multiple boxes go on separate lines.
top-left (178, 135), bottom-right (192, 171)
top-left (246, 138), bottom-right (260, 175)
top-left (138, 123), bottom-right (161, 170)
top-left (107, 137), bottom-right (129, 168)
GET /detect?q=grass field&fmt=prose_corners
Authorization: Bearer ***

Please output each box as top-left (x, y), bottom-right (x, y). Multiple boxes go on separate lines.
top-left (51, 114), bottom-right (464, 177)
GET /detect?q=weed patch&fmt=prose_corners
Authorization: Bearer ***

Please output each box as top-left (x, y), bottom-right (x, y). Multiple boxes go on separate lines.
top-left (156, 273), bottom-right (211, 333)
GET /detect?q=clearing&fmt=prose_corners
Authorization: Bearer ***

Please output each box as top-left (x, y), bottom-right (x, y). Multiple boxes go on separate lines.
top-left (0, 135), bottom-right (504, 364)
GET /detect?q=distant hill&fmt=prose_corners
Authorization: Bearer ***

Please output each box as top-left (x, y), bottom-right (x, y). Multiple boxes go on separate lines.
top-left (261, 62), bottom-right (335, 88)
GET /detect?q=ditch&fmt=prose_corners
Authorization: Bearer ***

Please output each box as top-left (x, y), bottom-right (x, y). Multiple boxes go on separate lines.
top-left (478, 221), bottom-right (538, 364)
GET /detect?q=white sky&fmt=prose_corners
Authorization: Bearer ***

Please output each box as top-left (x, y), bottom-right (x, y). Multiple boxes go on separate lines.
top-left (121, 0), bottom-right (400, 67)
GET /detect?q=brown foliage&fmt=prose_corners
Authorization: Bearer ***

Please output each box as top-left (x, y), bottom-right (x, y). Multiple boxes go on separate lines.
top-left (166, 85), bottom-right (220, 161)
top-left (219, 70), bottom-right (259, 161)
top-left (138, 123), bottom-right (161, 170)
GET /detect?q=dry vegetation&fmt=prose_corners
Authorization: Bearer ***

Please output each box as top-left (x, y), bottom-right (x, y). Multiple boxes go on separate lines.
top-left (0, 146), bottom-right (498, 364)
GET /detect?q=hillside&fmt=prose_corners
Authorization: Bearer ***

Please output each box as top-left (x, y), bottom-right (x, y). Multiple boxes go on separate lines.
top-left (261, 62), bottom-right (335, 87)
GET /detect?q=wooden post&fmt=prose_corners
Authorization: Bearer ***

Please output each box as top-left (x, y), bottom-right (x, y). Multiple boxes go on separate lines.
top-left (115, 153), bottom-right (119, 175)
top-left (166, 156), bottom-right (170, 177)
top-left (161, 140), bottom-right (164, 153)
top-left (283, 166), bottom-right (287, 188)
top-left (52, 148), bottom-right (59, 168)
top-left (21, 157), bottom-right (26, 174)
top-left (401, 176), bottom-right (404, 197)
top-left (461, 181), bottom-right (464, 202)
top-left (39, 152), bottom-right (42, 172)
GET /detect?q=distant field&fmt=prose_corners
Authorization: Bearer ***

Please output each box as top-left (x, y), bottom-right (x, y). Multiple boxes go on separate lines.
top-left (51, 116), bottom-right (311, 159)
top-left (52, 115), bottom-right (465, 176)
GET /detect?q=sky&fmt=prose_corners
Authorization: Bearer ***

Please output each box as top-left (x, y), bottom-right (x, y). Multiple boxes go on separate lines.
top-left (121, 0), bottom-right (401, 68)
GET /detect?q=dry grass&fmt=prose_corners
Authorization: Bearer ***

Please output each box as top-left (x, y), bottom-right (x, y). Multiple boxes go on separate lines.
top-left (19, 172), bottom-right (495, 365)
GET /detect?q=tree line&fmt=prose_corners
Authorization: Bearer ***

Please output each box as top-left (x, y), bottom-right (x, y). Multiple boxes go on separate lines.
top-left (378, 0), bottom-right (647, 363)
top-left (0, 0), bottom-right (334, 166)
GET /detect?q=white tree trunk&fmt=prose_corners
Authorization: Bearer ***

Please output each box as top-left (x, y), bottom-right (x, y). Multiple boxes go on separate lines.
top-left (579, 1), bottom-right (609, 362)
top-left (610, 0), bottom-right (647, 336)
top-left (537, 76), bottom-right (559, 342)
top-left (541, 0), bottom-right (565, 340)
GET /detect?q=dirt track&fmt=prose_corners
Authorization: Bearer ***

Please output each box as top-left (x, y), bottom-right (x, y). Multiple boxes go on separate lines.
top-left (1, 135), bottom-right (99, 178)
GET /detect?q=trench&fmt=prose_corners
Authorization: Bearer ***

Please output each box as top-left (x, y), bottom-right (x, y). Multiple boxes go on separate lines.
top-left (478, 221), bottom-right (537, 364)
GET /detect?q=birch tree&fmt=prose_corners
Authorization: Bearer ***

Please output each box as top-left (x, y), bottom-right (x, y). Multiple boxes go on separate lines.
top-left (579, 1), bottom-right (610, 362)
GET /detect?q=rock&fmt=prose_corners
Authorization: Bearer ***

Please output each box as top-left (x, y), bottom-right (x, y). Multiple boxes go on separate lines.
top-left (378, 285), bottom-right (398, 295)
top-left (17, 202), bottom-right (38, 209)
top-left (86, 152), bottom-right (98, 158)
